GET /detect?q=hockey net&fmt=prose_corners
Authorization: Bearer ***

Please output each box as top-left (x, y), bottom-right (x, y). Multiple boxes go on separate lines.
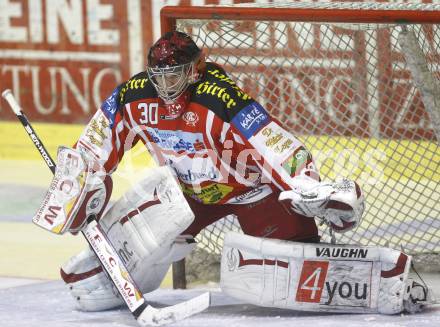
top-left (161, 2), bottom-right (440, 278)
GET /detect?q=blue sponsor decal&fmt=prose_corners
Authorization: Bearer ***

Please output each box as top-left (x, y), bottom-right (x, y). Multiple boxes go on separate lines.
top-left (146, 128), bottom-right (206, 153)
top-left (231, 102), bottom-right (270, 139)
top-left (101, 87), bottom-right (120, 127)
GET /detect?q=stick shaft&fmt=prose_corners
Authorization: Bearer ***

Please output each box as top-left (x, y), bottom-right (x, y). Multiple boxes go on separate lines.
top-left (2, 89), bottom-right (56, 174)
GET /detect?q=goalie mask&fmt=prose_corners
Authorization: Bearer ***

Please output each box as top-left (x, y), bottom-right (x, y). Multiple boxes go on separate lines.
top-left (147, 31), bottom-right (202, 116)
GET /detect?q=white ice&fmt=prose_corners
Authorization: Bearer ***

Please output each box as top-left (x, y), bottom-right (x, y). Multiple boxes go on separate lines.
top-left (0, 276), bottom-right (439, 327)
top-left (1, 174), bottom-right (440, 326)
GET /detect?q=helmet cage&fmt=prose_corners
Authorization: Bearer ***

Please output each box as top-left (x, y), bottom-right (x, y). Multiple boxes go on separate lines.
top-left (147, 60), bottom-right (198, 104)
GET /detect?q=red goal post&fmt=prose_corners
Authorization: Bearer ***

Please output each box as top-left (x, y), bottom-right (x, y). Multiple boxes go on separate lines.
top-left (161, 2), bottom-right (440, 284)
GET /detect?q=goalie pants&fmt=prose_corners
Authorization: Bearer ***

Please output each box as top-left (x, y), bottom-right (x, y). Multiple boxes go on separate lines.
top-left (182, 191), bottom-right (319, 242)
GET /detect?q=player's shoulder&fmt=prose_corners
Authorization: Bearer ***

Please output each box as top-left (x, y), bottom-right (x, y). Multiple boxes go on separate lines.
top-left (118, 71), bottom-right (157, 105)
top-left (191, 62), bottom-right (254, 122)
top-left (100, 71), bottom-right (157, 124)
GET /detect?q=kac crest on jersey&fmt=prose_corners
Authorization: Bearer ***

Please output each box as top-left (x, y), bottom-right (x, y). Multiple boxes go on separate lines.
top-left (182, 111), bottom-right (199, 126)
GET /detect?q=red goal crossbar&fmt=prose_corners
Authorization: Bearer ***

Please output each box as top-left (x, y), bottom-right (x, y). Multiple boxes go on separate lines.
top-left (161, 5), bottom-right (440, 33)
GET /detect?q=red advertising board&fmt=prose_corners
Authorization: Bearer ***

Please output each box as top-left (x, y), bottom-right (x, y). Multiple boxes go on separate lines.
top-left (0, 0), bottom-right (246, 124)
top-left (0, 0), bottom-right (158, 123)
top-left (0, 0), bottom-right (438, 140)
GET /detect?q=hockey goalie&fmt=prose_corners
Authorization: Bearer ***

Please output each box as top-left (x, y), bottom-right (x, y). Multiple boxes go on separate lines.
top-left (34, 31), bottom-right (432, 315)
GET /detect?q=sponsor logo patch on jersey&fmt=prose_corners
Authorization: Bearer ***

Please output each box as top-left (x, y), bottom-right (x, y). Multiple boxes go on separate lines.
top-left (195, 68), bottom-right (252, 109)
top-left (249, 121), bottom-right (299, 158)
top-left (165, 155), bottom-right (222, 184)
top-left (281, 146), bottom-right (312, 177)
top-left (101, 88), bottom-right (120, 127)
top-left (196, 81), bottom-right (237, 109)
top-left (118, 77), bottom-right (148, 103)
top-left (146, 128), bottom-right (206, 153)
top-left (181, 183), bottom-right (233, 204)
top-left (226, 184), bottom-right (273, 204)
top-left (84, 112), bottom-right (110, 147)
top-left (231, 102), bottom-right (270, 139)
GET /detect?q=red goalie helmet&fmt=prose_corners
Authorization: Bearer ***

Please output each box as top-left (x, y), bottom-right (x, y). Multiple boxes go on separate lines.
top-left (147, 31), bottom-right (202, 108)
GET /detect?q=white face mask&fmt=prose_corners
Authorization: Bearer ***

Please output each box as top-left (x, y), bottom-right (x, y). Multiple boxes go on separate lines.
top-left (147, 61), bottom-right (199, 104)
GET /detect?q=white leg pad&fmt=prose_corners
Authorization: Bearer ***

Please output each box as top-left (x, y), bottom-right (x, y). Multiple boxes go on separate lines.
top-left (61, 238), bottom-right (196, 312)
top-left (221, 232), bottom-right (419, 314)
top-left (61, 248), bottom-right (124, 312)
top-left (61, 166), bottom-right (195, 311)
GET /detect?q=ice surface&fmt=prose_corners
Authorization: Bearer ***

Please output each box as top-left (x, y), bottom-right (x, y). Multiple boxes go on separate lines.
top-left (1, 182), bottom-right (439, 326)
top-left (0, 277), bottom-right (45, 289)
top-left (0, 279), bottom-right (439, 327)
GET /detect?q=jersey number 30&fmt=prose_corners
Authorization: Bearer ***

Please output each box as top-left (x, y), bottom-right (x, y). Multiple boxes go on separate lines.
top-left (138, 103), bottom-right (158, 125)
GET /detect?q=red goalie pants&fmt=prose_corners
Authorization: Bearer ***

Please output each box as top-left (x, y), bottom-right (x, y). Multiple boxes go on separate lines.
top-left (182, 191), bottom-right (319, 242)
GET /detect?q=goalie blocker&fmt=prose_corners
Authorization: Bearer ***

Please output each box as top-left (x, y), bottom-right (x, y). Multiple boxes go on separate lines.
top-left (221, 232), bottom-right (434, 314)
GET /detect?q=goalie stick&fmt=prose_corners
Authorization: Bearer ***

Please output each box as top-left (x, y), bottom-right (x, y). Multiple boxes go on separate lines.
top-left (2, 89), bottom-right (210, 326)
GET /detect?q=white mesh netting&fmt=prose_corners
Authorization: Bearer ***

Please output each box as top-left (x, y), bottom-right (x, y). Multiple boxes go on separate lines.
top-left (173, 2), bottom-right (440, 259)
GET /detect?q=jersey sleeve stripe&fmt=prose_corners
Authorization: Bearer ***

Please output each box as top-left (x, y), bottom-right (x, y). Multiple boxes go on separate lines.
top-left (232, 132), bottom-right (245, 145)
top-left (220, 121), bottom-right (230, 144)
top-left (114, 120), bottom-right (124, 153)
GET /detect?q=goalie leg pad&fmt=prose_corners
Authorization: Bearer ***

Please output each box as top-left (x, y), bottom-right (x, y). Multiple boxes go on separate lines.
top-left (61, 239), bottom-right (196, 312)
top-left (99, 166), bottom-right (194, 271)
top-left (221, 232), bottom-right (429, 314)
top-left (60, 248), bottom-right (123, 312)
top-left (61, 166), bottom-right (195, 311)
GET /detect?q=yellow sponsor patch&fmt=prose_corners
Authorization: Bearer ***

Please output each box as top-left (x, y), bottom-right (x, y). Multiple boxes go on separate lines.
top-left (262, 127), bottom-right (294, 154)
top-left (181, 183), bottom-right (233, 204)
top-left (85, 114), bottom-right (109, 147)
top-left (196, 68), bottom-right (252, 109)
top-left (207, 69), bottom-right (251, 100)
top-left (196, 81), bottom-right (237, 109)
top-left (250, 121), bottom-right (300, 158)
top-left (119, 77), bottom-right (148, 103)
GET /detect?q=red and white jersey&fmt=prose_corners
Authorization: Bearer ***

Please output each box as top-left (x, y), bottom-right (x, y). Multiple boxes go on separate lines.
top-left (76, 62), bottom-right (319, 205)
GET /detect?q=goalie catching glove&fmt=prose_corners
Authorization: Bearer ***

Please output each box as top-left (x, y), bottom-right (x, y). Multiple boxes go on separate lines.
top-left (279, 177), bottom-right (365, 233)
